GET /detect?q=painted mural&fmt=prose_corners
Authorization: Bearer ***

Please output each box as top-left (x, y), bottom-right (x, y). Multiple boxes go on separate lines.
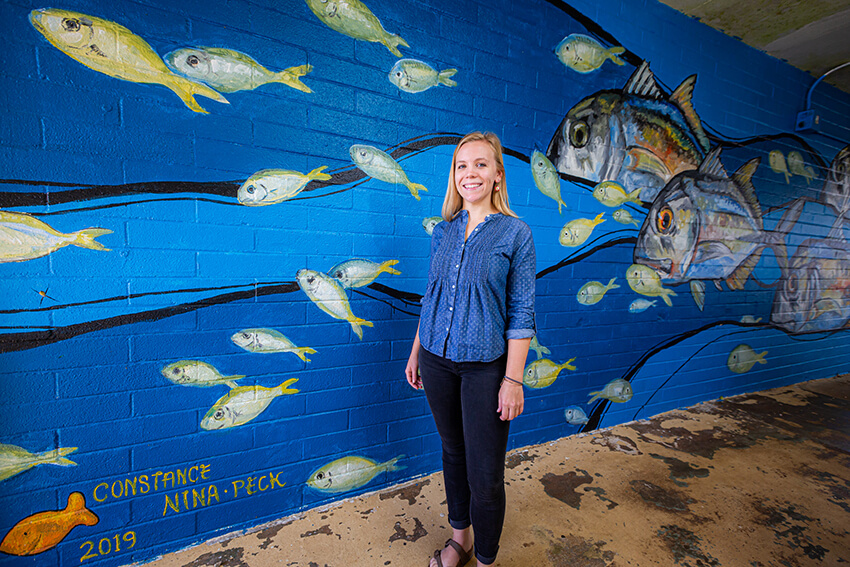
top-left (1, 0), bottom-right (849, 565)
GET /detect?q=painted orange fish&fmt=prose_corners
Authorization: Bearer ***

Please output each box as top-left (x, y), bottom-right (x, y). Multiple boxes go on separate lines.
top-left (0, 492), bottom-right (99, 556)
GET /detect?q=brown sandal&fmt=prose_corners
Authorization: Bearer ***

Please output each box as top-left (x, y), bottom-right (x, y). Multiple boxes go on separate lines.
top-left (432, 538), bottom-right (473, 567)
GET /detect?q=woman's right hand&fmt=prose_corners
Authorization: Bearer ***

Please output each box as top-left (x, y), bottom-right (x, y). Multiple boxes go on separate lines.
top-left (405, 348), bottom-right (422, 390)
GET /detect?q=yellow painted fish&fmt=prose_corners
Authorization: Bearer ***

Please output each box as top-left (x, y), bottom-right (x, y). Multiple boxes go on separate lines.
top-left (592, 181), bottom-right (641, 207)
top-left (547, 61), bottom-right (710, 202)
top-left (422, 216), bottom-right (443, 235)
top-left (577, 277), bottom-right (619, 305)
top-left (523, 358), bottom-right (576, 389)
top-left (0, 211), bottom-right (111, 263)
top-left (29, 9), bottom-right (228, 113)
top-left (231, 328), bottom-right (317, 362)
top-left (529, 336), bottom-right (550, 359)
top-left (559, 212), bottom-right (605, 247)
top-left (238, 166), bottom-right (332, 206)
top-left (727, 345), bottom-right (767, 374)
top-left (768, 150), bottom-right (791, 183)
top-left (161, 360), bottom-right (244, 388)
top-left (626, 263), bottom-right (676, 306)
top-left (786, 151), bottom-right (814, 184)
top-left (200, 379), bottom-right (299, 430)
top-left (0, 444), bottom-right (77, 483)
top-left (531, 151), bottom-right (567, 213)
top-left (587, 378), bottom-right (633, 404)
top-left (329, 258), bottom-right (400, 288)
top-left (389, 59), bottom-right (457, 93)
top-left (0, 492), bottom-right (98, 556)
top-left (305, 0), bottom-right (409, 57)
top-left (165, 47), bottom-right (312, 93)
top-left (296, 269), bottom-right (373, 339)
top-left (612, 209), bottom-right (639, 227)
top-left (350, 145), bottom-right (427, 200)
top-left (555, 34), bottom-right (625, 74)
top-left (307, 455), bottom-right (403, 493)
top-left (740, 315), bottom-right (762, 324)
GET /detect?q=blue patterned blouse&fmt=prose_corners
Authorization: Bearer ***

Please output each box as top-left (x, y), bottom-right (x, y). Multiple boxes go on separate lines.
top-left (419, 210), bottom-right (536, 362)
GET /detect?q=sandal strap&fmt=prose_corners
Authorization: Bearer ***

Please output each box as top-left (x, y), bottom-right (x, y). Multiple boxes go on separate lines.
top-left (444, 539), bottom-right (473, 565)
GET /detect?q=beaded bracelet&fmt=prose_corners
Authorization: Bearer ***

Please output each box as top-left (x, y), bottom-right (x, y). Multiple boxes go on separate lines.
top-left (502, 375), bottom-right (523, 387)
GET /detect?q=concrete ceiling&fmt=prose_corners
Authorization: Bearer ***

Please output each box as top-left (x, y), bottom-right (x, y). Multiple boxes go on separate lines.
top-left (659, 0), bottom-right (850, 94)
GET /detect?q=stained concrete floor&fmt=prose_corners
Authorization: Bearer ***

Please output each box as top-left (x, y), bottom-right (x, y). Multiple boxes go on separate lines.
top-left (142, 375), bottom-right (850, 567)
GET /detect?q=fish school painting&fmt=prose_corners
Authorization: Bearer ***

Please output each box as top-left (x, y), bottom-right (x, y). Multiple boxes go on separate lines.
top-left (1, 0), bottom-right (849, 565)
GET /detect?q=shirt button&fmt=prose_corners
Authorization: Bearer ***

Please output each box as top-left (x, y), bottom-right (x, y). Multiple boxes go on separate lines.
top-left (452, 285), bottom-right (455, 289)
top-left (449, 307), bottom-right (453, 311)
top-left (455, 264), bottom-right (459, 268)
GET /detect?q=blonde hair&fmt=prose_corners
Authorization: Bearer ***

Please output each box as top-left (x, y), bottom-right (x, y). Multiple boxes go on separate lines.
top-left (441, 131), bottom-right (518, 221)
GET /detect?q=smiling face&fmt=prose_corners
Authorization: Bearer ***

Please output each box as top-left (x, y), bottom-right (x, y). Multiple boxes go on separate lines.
top-left (453, 140), bottom-right (503, 210)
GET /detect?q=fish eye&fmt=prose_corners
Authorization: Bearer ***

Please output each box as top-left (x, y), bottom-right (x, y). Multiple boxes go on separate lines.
top-left (187, 55), bottom-right (200, 67)
top-left (569, 121), bottom-right (589, 148)
top-left (214, 409), bottom-right (225, 420)
top-left (246, 185), bottom-right (255, 194)
top-left (787, 274), bottom-right (798, 294)
top-left (359, 150), bottom-right (367, 158)
top-left (172, 368), bottom-right (180, 375)
top-left (61, 18), bottom-right (81, 32)
top-left (655, 206), bottom-right (674, 233)
top-left (395, 71), bottom-right (403, 78)
top-left (241, 332), bottom-right (250, 339)
top-left (316, 472), bottom-right (324, 480)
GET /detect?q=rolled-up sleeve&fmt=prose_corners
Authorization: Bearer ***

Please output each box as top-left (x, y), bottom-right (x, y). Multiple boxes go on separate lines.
top-left (505, 225), bottom-right (536, 340)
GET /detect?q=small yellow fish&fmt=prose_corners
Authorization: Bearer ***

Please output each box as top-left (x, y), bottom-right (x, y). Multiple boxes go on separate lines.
top-left (626, 263), bottom-right (677, 307)
top-left (523, 358), bottom-right (577, 389)
top-left (740, 315), bottom-right (762, 324)
top-left (296, 269), bottom-right (374, 339)
top-left (231, 329), bottom-right (317, 362)
top-left (769, 150), bottom-right (791, 183)
top-left (612, 209), bottom-right (639, 227)
top-left (200, 379), bottom-right (299, 430)
top-left (165, 47), bottom-right (312, 93)
top-left (727, 345), bottom-right (767, 374)
top-left (587, 378), bottom-right (633, 404)
top-left (577, 277), bottom-right (619, 305)
top-left (329, 258), bottom-right (400, 288)
top-left (786, 151), bottom-right (814, 184)
top-left (555, 34), bottom-right (625, 74)
top-left (0, 444), bottom-right (77, 483)
top-left (592, 181), bottom-right (641, 207)
top-left (422, 216), bottom-right (442, 235)
top-left (29, 9), bottom-right (228, 113)
top-left (350, 145), bottom-right (427, 200)
top-left (305, 0), bottom-right (409, 57)
top-left (531, 150), bottom-right (567, 213)
top-left (529, 336), bottom-right (550, 359)
top-left (559, 212), bottom-right (605, 247)
top-left (389, 59), bottom-right (457, 93)
top-left (161, 360), bottom-right (244, 388)
top-left (0, 211), bottom-right (111, 263)
top-left (0, 492), bottom-right (98, 556)
top-left (238, 166), bottom-right (332, 206)
top-left (307, 455), bottom-right (403, 493)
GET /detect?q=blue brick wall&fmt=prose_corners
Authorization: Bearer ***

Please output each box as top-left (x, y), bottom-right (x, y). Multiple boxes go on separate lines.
top-left (1, 0), bottom-right (849, 565)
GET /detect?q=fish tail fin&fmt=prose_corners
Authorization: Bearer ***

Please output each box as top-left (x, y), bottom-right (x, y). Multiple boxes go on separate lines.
top-left (406, 182), bottom-right (428, 200)
top-left (39, 447), bottom-right (78, 467)
top-left (606, 277), bottom-right (619, 289)
top-left (726, 249), bottom-right (763, 291)
top-left (757, 351), bottom-right (768, 364)
top-left (350, 317), bottom-right (375, 340)
top-left (607, 46), bottom-right (626, 66)
top-left (587, 392), bottom-right (602, 404)
top-left (166, 75), bottom-right (230, 114)
top-left (661, 289), bottom-right (676, 307)
top-left (627, 189), bottom-right (642, 204)
top-left (378, 259), bottom-right (401, 276)
top-left (670, 75), bottom-right (711, 152)
top-left (383, 455), bottom-right (405, 472)
top-left (594, 212), bottom-right (605, 224)
top-left (276, 378), bottom-right (300, 395)
top-left (562, 357), bottom-right (577, 371)
top-left (67, 492), bottom-right (99, 525)
top-left (383, 34), bottom-right (409, 58)
top-left (274, 64), bottom-right (313, 93)
top-left (224, 380), bottom-right (239, 389)
top-left (438, 68), bottom-right (458, 87)
top-left (307, 165), bottom-right (333, 182)
top-left (72, 228), bottom-right (113, 251)
top-left (295, 347), bottom-right (318, 362)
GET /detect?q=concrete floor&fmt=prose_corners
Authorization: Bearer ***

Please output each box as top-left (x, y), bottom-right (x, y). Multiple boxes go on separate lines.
top-left (143, 375), bottom-right (850, 567)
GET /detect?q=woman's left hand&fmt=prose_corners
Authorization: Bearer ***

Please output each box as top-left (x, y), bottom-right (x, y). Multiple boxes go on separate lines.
top-left (497, 380), bottom-right (524, 421)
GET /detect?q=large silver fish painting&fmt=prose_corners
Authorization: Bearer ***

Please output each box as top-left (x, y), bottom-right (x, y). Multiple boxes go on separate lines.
top-left (821, 145), bottom-right (850, 221)
top-left (634, 148), bottom-right (793, 291)
top-left (546, 61), bottom-right (710, 202)
top-left (29, 8), bottom-right (228, 113)
top-left (770, 238), bottom-right (850, 334)
top-left (305, 0), bottom-right (409, 57)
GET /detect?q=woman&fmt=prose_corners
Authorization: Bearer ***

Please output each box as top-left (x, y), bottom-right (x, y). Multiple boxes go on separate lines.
top-left (406, 132), bottom-right (536, 567)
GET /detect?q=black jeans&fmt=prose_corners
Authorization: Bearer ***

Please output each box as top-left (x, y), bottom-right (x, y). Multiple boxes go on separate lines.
top-left (419, 347), bottom-right (510, 565)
